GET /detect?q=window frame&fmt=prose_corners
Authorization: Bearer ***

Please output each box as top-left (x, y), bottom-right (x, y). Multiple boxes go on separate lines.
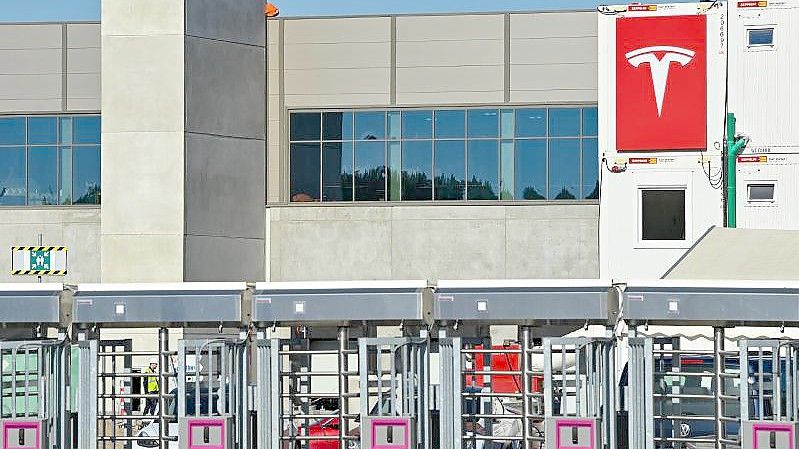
top-left (746, 181), bottom-right (776, 204)
top-left (286, 105), bottom-right (598, 204)
top-left (636, 183), bottom-right (693, 249)
top-left (746, 25), bottom-right (776, 51)
top-left (0, 114), bottom-right (101, 207)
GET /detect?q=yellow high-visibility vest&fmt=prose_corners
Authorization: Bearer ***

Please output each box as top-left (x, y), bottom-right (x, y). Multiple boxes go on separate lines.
top-left (144, 367), bottom-right (159, 393)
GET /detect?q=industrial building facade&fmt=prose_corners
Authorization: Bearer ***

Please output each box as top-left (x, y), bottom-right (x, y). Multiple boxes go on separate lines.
top-left (2, 0), bottom-right (797, 285)
top-left (1, 2), bottom-right (600, 284)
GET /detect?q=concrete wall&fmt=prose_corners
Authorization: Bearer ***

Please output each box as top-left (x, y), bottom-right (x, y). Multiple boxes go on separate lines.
top-left (267, 10), bottom-right (598, 203)
top-left (0, 207), bottom-right (100, 283)
top-left (0, 23), bottom-right (100, 113)
top-left (265, 204), bottom-right (598, 281)
top-left (102, 0), bottom-right (265, 282)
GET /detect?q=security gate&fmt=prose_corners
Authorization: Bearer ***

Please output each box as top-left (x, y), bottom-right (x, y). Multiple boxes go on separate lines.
top-left (454, 335), bottom-right (541, 449)
top-left (177, 339), bottom-right (248, 449)
top-left (543, 337), bottom-right (616, 449)
top-left (0, 339), bottom-right (70, 449)
top-left (359, 337), bottom-right (429, 449)
top-left (739, 339), bottom-right (799, 449)
top-left (626, 335), bottom-right (740, 449)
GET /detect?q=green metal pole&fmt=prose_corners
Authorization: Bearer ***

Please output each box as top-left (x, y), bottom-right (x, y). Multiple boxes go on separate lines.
top-left (725, 112), bottom-right (747, 228)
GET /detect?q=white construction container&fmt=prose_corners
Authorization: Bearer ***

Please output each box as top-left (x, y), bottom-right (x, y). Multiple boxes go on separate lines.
top-left (597, 2), bottom-right (728, 279)
top-left (728, 0), bottom-right (799, 229)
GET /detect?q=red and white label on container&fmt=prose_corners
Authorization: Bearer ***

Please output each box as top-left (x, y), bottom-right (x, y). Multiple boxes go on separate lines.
top-left (616, 15), bottom-right (708, 152)
top-left (738, 155), bottom-right (768, 163)
top-left (627, 4), bottom-right (658, 11)
top-left (737, 1), bottom-right (768, 7)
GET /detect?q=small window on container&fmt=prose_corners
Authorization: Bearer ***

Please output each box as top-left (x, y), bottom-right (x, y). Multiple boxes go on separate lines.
top-left (748, 28), bottom-right (774, 47)
top-left (641, 189), bottom-right (686, 241)
top-left (748, 183), bottom-right (775, 202)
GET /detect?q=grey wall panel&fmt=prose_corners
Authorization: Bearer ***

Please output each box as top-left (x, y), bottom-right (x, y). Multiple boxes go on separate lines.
top-left (0, 208), bottom-right (100, 283)
top-left (511, 37), bottom-right (598, 65)
top-left (185, 36), bottom-right (265, 139)
top-left (0, 74), bottom-right (62, 113)
top-left (395, 14), bottom-right (504, 41)
top-left (184, 235), bottom-right (265, 282)
top-left (394, 14), bottom-right (503, 106)
top-left (0, 49), bottom-right (62, 74)
top-left (284, 42), bottom-right (391, 70)
top-left (66, 73), bottom-right (100, 105)
top-left (395, 65), bottom-right (503, 105)
top-left (283, 17), bottom-right (391, 44)
top-left (510, 64), bottom-right (598, 102)
top-left (66, 97), bottom-right (101, 111)
top-left (510, 11), bottom-right (597, 39)
top-left (186, 0), bottom-right (265, 46)
top-left (0, 99), bottom-right (62, 112)
top-left (266, 204), bottom-right (599, 281)
top-left (283, 68), bottom-right (391, 104)
top-left (67, 47), bottom-right (100, 73)
top-left (0, 24), bottom-right (61, 49)
top-left (67, 23), bottom-right (100, 48)
top-left (184, 132), bottom-right (265, 239)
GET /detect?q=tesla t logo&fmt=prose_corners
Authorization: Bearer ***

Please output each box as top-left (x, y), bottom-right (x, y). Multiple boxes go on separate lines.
top-left (616, 15), bottom-right (707, 151)
top-left (625, 46), bottom-right (695, 117)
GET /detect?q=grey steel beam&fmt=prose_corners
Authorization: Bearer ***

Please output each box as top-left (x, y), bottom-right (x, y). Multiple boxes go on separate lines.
top-left (0, 283), bottom-right (62, 325)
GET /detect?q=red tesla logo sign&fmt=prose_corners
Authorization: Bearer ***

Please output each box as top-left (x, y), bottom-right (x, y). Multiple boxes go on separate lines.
top-left (616, 15), bottom-right (707, 151)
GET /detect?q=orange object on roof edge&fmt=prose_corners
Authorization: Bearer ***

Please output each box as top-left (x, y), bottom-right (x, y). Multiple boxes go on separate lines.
top-left (265, 2), bottom-right (279, 17)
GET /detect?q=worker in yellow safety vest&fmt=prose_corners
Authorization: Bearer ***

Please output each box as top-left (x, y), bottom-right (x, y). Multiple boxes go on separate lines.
top-left (143, 358), bottom-right (159, 415)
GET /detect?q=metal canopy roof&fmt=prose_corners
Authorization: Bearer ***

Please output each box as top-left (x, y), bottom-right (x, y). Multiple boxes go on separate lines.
top-left (623, 280), bottom-right (799, 326)
top-left (0, 283), bottom-right (63, 325)
top-left (72, 283), bottom-right (246, 327)
top-left (252, 280), bottom-right (433, 325)
top-left (434, 279), bottom-right (616, 325)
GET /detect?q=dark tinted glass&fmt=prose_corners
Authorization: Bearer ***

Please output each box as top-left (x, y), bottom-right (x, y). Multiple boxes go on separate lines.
top-left (0, 118), bottom-right (25, 145)
top-left (434, 140), bottom-right (465, 200)
top-left (467, 109), bottom-right (499, 138)
top-left (402, 140), bottom-right (433, 201)
top-left (355, 112), bottom-right (385, 140)
top-left (290, 143), bottom-right (321, 202)
top-left (28, 146), bottom-right (58, 205)
top-left (515, 139), bottom-right (546, 200)
top-left (582, 107), bottom-right (598, 136)
top-left (549, 108), bottom-right (581, 137)
top-left (73, 145), bottom-right (101, 204)
top-left (73, 116), bottom-right (101, 144)
top-left (28, 117), bottom-right (58, 144)
top-left (290, 113), bottom-right (321, 141)
top-left (435, 110), bottom-right (465, 138)
top-left (322, 142), bottom-right (353, 201)
top-left (467, 140), bottom-right (498, 200)
top-left (642, 190), bottom-right (685, 240)
top-left (322, 112), bottom-right (353, 141)
top-left (749, 184), bottom-right (775, 201)
top-left (548, 139), bottom-right (580, 200)
top-left (749, 28), bottom-right (774, 46)
top-left (0, 147), bottom-right (25, 205)
top-left (401, 111), bottom-right (433, 139)
top-left (354, 141), bottom-right (385, 201)
top-left (582, 138), bottom-right (599, 199)
top-left (515, 108), bottom-right (546, 138)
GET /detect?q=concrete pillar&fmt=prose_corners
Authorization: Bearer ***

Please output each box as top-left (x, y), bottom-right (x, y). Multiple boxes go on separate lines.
top-left (101, 0), bottom-right (266, 282)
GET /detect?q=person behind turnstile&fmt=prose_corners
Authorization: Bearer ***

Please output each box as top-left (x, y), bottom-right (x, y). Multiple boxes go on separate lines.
top-left (143, 358), bottom-right (160, 415)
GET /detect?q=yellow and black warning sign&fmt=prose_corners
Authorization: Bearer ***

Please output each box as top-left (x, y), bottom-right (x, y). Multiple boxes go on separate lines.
top-left (11, 246), bottom-right (68, 276)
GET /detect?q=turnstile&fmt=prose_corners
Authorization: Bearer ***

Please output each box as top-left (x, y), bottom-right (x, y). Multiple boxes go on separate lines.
top-left (740, 339), bottom-right (799, 449)
top-left (0, 339), bottom-right (70, 449)
top-left (177, 339), bottom-right (247, 449)
top-left (543, 337), bottom-right (615, 449)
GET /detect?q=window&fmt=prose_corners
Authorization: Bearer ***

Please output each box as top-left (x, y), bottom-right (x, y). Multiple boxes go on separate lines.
top-left (641, 189), bottom-right (686, 241)
top-left (288, 106), bottom-right (598, 203)
top-left (748, 28), bottom-right (774, 47)
top-left (748, 183), bottom-right (775, 202)
top-left (0, 115), bottom-right (101, 206)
